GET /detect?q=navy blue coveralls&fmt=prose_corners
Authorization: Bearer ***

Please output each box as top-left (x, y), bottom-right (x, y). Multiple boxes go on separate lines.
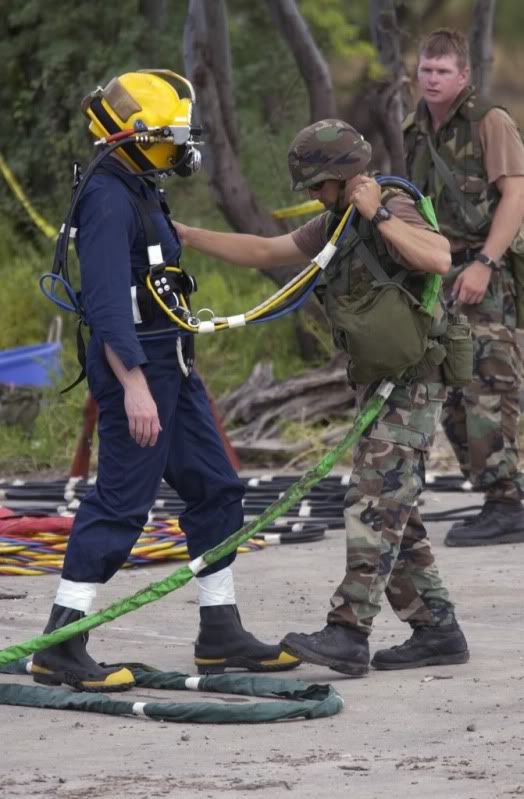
top-left (62, 160), bottom-right (244, 583)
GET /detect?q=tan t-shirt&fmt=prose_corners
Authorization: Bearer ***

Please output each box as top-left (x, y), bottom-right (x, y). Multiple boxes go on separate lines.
top-left (480, 108), bottom-right (524, 183)
top-left (291, 191), bottom-right (431, 268)
top-left (450, 107), bottom-right (524, 250)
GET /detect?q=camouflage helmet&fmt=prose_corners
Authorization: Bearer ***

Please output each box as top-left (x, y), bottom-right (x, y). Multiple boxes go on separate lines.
top-left (288, 119), bottom-right (372, 191)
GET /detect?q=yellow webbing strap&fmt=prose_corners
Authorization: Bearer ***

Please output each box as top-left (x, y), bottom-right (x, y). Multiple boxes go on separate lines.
top-left (272, 199), bottom-right (324, 219)
top-left (0, 153), bottom-right (58, 240)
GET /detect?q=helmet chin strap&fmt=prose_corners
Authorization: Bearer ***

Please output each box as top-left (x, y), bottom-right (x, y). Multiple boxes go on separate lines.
top-left (116, 141), bottom-right (202, 179)
top-left (335, 181), bottom-right (348, 215)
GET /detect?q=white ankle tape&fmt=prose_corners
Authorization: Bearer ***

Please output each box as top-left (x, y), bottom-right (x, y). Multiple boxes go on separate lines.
top-left (55, 579), bottom-right (97, 613)
top-left (197, 567), bottom-right (236, 606)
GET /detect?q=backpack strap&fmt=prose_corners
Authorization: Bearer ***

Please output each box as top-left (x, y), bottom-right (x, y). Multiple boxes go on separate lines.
top-left (425, 135), bottom-right (487, 234)
top-left (355, 212), bottom-right (409, 286)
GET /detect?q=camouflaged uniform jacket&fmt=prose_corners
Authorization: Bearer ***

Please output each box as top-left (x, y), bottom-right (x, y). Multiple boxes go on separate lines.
top-left (403, 86), bottom-right (504, 244)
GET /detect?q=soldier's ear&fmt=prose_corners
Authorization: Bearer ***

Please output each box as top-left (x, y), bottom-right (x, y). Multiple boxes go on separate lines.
top-left (460, 64), bottom-right (471, 87)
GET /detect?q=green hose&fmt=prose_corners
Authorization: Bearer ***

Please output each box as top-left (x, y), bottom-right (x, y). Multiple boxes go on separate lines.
top-left (0, 382), bottom-right (393, 668)
top-left (0, 192), bottom-right (442, 668)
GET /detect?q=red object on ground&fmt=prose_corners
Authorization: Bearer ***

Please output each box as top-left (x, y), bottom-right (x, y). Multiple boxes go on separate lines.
top-left (0, 508), bottom-right (73, 535)
top-left (69, 380), bottom-right (240, 478)
top-left (70, 392), bottom-right (99, 478)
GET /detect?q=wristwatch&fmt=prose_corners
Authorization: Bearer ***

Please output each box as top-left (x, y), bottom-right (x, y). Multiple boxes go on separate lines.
top-left (476, 252), bottom-right (500, 271)
top-left (371, 205), bottom-right (393, 226)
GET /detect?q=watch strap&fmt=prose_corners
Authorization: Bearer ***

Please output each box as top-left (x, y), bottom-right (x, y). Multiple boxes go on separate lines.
top-left (476, 252), bottom-right (500, 271)
top-left (371, 205), bottom-right (392, 226)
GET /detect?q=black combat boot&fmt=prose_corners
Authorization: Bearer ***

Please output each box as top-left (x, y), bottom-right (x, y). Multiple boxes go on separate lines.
top-left (445, 500), bottom-right (524, 546)
top-left (281, 624), bottom-right (369, 677)
top-left (194, 605), bottom-right (301, 674)
top-left (371, 620), bottom-right (469, 670)
top-left (31, 604), bottom-right (135, 691)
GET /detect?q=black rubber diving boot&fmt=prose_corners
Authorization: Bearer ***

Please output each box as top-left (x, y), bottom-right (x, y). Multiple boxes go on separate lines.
top-left (281, 624), bottom-right (369, 677)
top-left (371, 620), bottom-right (469, 670)
top-left (194, 605), bottom-right (301, 675)
top-left (31, 604), bottom-right (135, 692)
top-left (445, 500), bottom-right (524, 547)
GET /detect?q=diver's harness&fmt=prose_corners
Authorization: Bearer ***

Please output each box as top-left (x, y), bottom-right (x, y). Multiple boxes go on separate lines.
top-left (41, 136), bottom-right (201, 387)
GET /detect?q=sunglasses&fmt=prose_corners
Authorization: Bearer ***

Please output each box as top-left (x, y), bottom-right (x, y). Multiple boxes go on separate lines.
top-left (308, 179), bottom-right (327, 192)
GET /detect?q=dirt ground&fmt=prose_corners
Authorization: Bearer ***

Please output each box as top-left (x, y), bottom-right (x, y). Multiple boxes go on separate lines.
top-left (1, 486), bottom-right (523, 799)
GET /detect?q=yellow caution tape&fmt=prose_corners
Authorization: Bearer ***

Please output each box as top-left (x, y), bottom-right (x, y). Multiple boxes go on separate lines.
top-left (1, 149), bottom-right (322, 236)
top-left (0, 153), bottom-right (58, 239)
top-left (272, 199), bottom-right (324, 219)
top-left (0, 148), bottom-right (327, 317)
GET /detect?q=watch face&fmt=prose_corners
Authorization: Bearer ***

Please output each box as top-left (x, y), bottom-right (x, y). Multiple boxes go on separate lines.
top-left (373, 206), bottom-right (392, 224)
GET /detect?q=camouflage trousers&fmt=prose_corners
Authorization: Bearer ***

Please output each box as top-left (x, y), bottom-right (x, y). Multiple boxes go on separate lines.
top-left (441, 321), bottom-right (524, 501)
top-left (328, 381), bottom-right (454, 635)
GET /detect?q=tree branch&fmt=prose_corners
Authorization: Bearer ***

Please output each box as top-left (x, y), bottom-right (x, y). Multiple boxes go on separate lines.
top-left (469, 0), bottom-right (497, 95)
top-left (368, 0), bottom-right (412, 175)
top-left (266, 0), bottom-right (337, 121)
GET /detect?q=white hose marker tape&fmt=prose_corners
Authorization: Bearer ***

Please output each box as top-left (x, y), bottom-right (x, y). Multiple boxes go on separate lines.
top-left (198, 321), bottom-right (216, 334)
top-left (291, 523), bottom-right (304, 532)
top-left (226, 314), bottom-right (246, 328)
top-left (65, 476), bottom-right (81, 500)
top-left (341, 474), bottom-right (351, 486)
top-left (378, 381), bottom-right (395, 399)
top-left (26, 661), bottom-right (33, 674)
top-left (185, 677), bottom-right (201, 691)
top-left (247, 478), bottom-right (260, 487)
top-left (298, 503), bottom-right (311, 518)
top-left (147, 244), bottom-right (164, 266)
top-left (189, 556), bottom-right (205, 575)
top-left (261, 534), bottom-right (281, 545)
top-left (314, 242), bottom-right (338, 270)
top-left (60, 224), bottom-right (77, 239)
top-left (132, 702), bottom-right (147, 716)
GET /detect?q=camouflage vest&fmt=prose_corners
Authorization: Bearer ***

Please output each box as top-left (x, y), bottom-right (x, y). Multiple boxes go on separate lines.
top-left (317, 191), bottom-right (448, 385)
top-left (403, 86), bottom-right (504, 243)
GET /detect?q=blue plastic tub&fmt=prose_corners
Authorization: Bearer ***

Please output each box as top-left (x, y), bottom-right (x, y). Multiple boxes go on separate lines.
top-left (0, 342), bottom-right (62, 387)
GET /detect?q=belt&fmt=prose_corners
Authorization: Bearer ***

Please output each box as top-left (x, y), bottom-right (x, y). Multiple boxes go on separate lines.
top-left (451, 247), bottom-right (482, 266)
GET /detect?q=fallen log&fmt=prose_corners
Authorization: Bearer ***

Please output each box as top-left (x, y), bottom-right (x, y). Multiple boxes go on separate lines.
top-left (217, 355), bottom-right (356, 454)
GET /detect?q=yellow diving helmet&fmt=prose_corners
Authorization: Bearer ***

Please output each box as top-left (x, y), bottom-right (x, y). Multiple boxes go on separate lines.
top-left (81, 69), bottom-right (202, 176)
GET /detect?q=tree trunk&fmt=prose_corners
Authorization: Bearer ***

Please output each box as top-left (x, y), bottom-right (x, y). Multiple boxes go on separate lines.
top-left (266, 0), bottom-right (337, 121)
top-left (368, 0), bottom-right (412, 176)
top-left (183, 0), bottom-right (284, 242)
top-left (470, 0), bottom-right (497, 95)
top-left (183, 0), bottom-right (329, 358)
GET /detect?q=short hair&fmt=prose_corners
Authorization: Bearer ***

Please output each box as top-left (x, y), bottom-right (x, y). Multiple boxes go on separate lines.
top-left (418, 28), bottom-right (470, 71)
